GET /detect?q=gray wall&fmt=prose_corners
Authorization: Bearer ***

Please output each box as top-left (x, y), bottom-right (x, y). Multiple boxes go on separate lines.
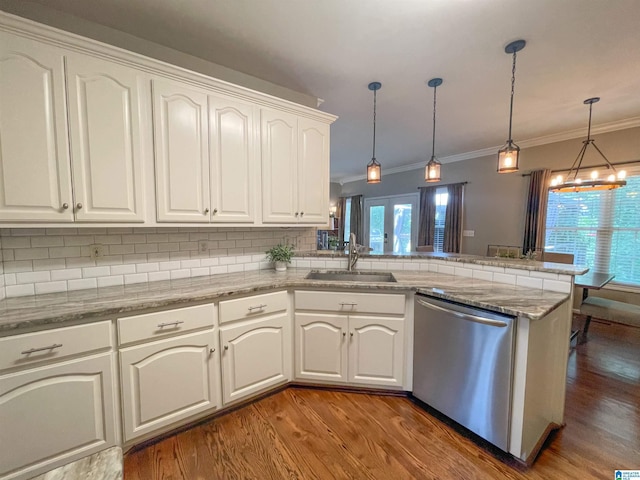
top-left (340, 126), bottom-right (640, 256)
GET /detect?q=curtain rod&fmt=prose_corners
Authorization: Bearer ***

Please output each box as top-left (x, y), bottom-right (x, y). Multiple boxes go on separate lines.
top-left (417, 181), bottom-right (468, 189)
top-left (521, 159), bottom-right (640, 176)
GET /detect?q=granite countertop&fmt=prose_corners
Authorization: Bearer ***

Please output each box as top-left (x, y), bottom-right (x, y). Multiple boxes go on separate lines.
top-left (299, 251), bottom-right (589, 276)
top-left (0, 268), bottom-right (570, 335)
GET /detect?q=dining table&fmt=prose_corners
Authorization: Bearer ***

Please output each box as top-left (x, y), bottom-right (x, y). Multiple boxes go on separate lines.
top-left (574, 271), bottom-right (615, 301)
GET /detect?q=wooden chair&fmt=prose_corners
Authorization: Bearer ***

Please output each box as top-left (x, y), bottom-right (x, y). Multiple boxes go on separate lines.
top-left (416, 245), bottom-right (434, 252)
top-left (541, 252), bottom-right (574, 264)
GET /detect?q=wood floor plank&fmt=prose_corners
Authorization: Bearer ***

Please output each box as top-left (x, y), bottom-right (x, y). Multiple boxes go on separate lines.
top-left (125, 318), bottom-right (640, 480)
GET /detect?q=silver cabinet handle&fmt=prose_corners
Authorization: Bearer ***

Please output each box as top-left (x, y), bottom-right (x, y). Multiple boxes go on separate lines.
top-left (157, 320), bottom-right (184, 328)
top-left (209, 348), bottom-right (215, 353)
top-left (21, 343), bottom-right (63, 355)
top-left (204, 208), bottom-right (210, 214)
top-left (62, 203), bottom-right (69, 210)
top-left (339, 302), bottom-right (358, 306)
top-left (224, 345), bottom-right (229, 351)
top-left (248, 304), bottom-right (267, 311)
top-left (76, 203), bottom-right (83, 210)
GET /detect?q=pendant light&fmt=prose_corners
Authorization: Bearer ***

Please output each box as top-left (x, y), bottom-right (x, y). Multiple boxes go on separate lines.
top-left (366, 82), bottom-right (382, 183)
top-left (497, 39), bottom-right (526, 173)
top-left (425, 78), bottom-right (443, 182)
top-left (549, 98), bottom-right (627, 192)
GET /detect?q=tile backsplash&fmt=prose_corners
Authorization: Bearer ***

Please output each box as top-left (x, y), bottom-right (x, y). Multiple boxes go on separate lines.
top-left (0, 227), bottom-right (316, 298)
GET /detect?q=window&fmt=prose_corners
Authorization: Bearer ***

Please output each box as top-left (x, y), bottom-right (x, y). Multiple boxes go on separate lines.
top-left (545, 170), bottom-right (640, 287)
top-left (434, 188), bottom-right (448, 253)
top-left (343, 198), bottom-right (352, 244)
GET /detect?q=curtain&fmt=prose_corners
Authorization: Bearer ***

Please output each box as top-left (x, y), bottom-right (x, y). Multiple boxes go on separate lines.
top-left (418, 186), bottom-right (438, 247)
top-left (522, 169), bottom-right (552, 255)
top-left (336, 197), bottom-right (346, 247)
top-left (443, 183), bottom-right (464, 253)
top-left (350, 195), bottom-right (363, 244)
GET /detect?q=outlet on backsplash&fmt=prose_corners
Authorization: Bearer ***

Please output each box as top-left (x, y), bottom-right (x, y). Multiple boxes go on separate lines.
top-left (198, 241), bottom-right (209, 253)
top-left (89, 244), bottom-right (104, 259)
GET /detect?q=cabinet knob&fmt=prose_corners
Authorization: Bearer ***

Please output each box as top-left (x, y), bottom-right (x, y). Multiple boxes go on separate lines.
top-left (295, 212), bottom-right (299, 217)
top-left (213, 208), bottom-right (218, 215)
top-left (204, 208), bottom-right (210, 214)
top-left (350, 332), bottom-right (354, 337)
top-left (62, 203), bottom-right (69, 210)
top-left (342, 332), bottom-right (346, 337)
top-left (76, 203), bottom-right (83, 210)
top-left (224, 345), bottom-right (229, 351)
top-left (209, 348), bottom-right (215, 354)
top-left (300, 211), bottom-right (304, 217)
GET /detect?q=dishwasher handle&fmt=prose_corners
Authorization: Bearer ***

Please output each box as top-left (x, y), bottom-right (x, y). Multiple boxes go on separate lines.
top-left (416, 297), bottom-right (509, 327)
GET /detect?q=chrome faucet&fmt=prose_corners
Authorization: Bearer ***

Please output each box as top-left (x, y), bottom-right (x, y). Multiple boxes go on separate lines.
top-left (348, 232), bottom-right (359, 271)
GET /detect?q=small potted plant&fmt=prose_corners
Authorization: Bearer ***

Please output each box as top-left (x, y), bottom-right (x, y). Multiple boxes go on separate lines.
top-left (265, 243), bottom-right (295, 272)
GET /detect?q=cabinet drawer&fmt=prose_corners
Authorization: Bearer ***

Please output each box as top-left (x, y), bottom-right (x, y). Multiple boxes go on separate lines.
top-left (0, 321), bottom-right (112, 372)
top-left (295, 291), bottom-right (405, 315)
top-left (219, 291), bottom-right (288, 324)
top-left (118, 304), bottom-right (215, 346)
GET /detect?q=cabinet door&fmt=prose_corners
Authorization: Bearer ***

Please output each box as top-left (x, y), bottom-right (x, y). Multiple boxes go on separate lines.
top-left (0, 353), bottom-right (116, 480)
top-left (153, 79), bottom-right (210, 222)
top-left (295, 313), bottom-right (347, 383)
top-left (119, 329), bottom-right (218, 442)
top-left (0, 32), bottom-right (74, 222)
top-left (261, 109), bottom-right (298, 223)
top-left (348, 316), bottom-right (405, 387)
top-left (220, 313), bottom-right (291, 405)
top-left (66, 54), bottom-right (146, 222)
top-left (297, 118), bottom-right (329, 224)
top-left (209, 95), bottom-right (256, 223)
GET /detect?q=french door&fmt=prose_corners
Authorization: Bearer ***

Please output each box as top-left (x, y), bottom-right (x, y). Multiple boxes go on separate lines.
top-left (364, 194), bottom-right (418, 254)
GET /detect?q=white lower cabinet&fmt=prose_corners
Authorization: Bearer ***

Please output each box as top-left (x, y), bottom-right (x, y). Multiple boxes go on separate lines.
top-left (294, 291), bottom-right (406, 388)
top-left (119, 329), bottom-right (219, 442)
top-left (219, 313), bottom-right (291, 405)
top-left (0, 353), bottom-right (116, 480)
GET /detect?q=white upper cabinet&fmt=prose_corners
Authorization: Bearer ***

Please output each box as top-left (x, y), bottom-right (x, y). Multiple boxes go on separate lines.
top-left (0, 32), bottom-right (74, 222)
top-left (262, 110), bottom-right (329, 225)
top-left (66, 53), bottom-right (146, 222)
top-left (209, 96), bottom-right (256, 223)
top-left (298, 118), bottom-right (329, 224)
top-left (153, 79), bottom-right (210, 222)
top-left (261, 108), bottom-right (298, 223)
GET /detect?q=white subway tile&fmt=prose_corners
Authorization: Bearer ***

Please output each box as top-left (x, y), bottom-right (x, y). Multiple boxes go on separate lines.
top-left (200, 257), bottom-right (219, 267)
top-left (46, 228), bottom-right (77, 235)
top-left (49, 246), bottom-right (81, 258)
top-left (148, 271), bottom-right (171, 282)
top-left (6, 284), bottom-right (35, 297)
top-left (191, 267), bottom-right (210, 277)
top-left (96, 255), bottom-right (124, 266)
top-left (325, 260), bottom-right (343, 269)
top-left (454, 267), bottom-right (473, 277)
top-left (31, 236), bottom-right (64, 247)
top-left (137, 262), bottom-right (159, 273)
top-left (51, 268), bottom-right (82, 281)
top-left (296, 259), bottom-right (311, 269)
top-left (32, 258), bottom-right (66, 271)
top-left (147, 233), bottom-right (169, 243)
top-left (125, 273), bottom-right (148, 285)
top-left (159, 261), bottom-right (181, 271)
top-left (64, 235), bottom-right (95, 246)
top-left (4, 261), bottom-right (33, 273)
top-left (65, 257), bottom-right (96, 269)
top-left (1, 237), bottom-right (31, 248)
top-left (169, 251), bottom-right (190, 261)
top-left (35, 281), bottom-right (67, 295)
top-left (158, 242), bottom-right (180, 253)
top-left (530, 271), bottom-right (559, 280)
top-left (122, 234), bottom-right (146, 244)
top-left (438, 265), bottom-right (455, 275)
top-left (506, 268), bottom-right (527, 276)
top-left (181, 259), bottom-right (201, 269)
top-left (1, 250), bottom-right (14, 262)
top-left (403, 263), bottom-right (421, 271)
top-left (123, 254), bottom-right (147, 264)
top-left (4, 274), bottom-right (16, 285)
top-left (68, 278), bottom-right (97, 291)
top-left (82, 228), bottom-right (107, 235)
top-left (17, 271), bottom-right (50, 284)
top-left (482, 265), bottom-right (505, 273)
top-left (10, 228), bottom-right (42, 236)
top-left (170, 269), bottom-right (190, 279)
top-left (135, 243), bottom-right (158, 254)
top-left (244, 262), bottom-right (260, 271)
top-left (210, 265), bottom-right (228, 275)
top-left (558, 274), bottom-right (572, 283)
top-left (14, 248), bottom-right (49, 261)
top-left (218, 240), bottom-right (236, 248)
top-left (169, 233), bottom-right (190, 242)
top-left (109, 244), bottom-right (135, 255)
top-left (189, 232), bottom-right (209, 241)
top-left (179, 241), bottom-right (198, 251)
top-left (227, 264), bottom-right (245, 273)
top-left (111, 264), bottom-right (136, 275)
top-left (472, 270), bottom-right (493, 281)
top-left (493, 273), bottom-right (516, 285)
top-left (220, 256), bottom-right (237, 265)
top-left (309, 260), bottom-right (326, 269)
top-left (82, 266), bottom-right (111, 278)
top-left (516, 276), bottom-right (543, 289)
top-left (94, 235), bottom-right (121, 245)
top-left (543, 279), bottom-right (572, 293)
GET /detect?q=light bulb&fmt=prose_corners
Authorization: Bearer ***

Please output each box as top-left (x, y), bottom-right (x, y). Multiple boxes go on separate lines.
top-left (618, 170), bottom-right (627, 179)
top-left (607, 174), bottom-right (616, 182)
top-left (575, 178), bottom-right (582, 184)
top-left (556, 175), bottom-right (563, 183)
top-left (504, 156), bottom-right (513, 167)
top-left (590, 170), bottom-right (598, 180)
top-left (550, 178), bottom-right (558, 187)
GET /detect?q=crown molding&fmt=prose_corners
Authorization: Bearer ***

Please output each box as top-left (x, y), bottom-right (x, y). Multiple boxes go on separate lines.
top-left (334, 116), bottom-right (640, 184)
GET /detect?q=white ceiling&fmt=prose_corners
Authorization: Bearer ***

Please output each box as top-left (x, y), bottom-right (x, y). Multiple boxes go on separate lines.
top-left (17, 0), bottom-right (640, 182)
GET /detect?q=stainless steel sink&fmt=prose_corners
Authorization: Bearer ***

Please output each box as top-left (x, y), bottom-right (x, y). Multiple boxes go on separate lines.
top-left (305, 270), bottom-right (397, 283)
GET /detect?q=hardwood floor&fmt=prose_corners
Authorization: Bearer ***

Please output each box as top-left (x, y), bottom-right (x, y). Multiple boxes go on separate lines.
top-left (124, 318), bottom-right (640, 479)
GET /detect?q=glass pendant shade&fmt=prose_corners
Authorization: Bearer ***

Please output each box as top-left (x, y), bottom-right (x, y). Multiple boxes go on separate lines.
top-left (367, 157), bottom-right (381, 183)
top-left (497, 141), bottom-right (520, 173)
top-left (425, 156), bottom-right (441, 182)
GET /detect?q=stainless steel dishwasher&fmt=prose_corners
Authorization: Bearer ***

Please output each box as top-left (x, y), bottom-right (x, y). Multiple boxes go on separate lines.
top-left (413, 293), bottom-right (516, 451)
